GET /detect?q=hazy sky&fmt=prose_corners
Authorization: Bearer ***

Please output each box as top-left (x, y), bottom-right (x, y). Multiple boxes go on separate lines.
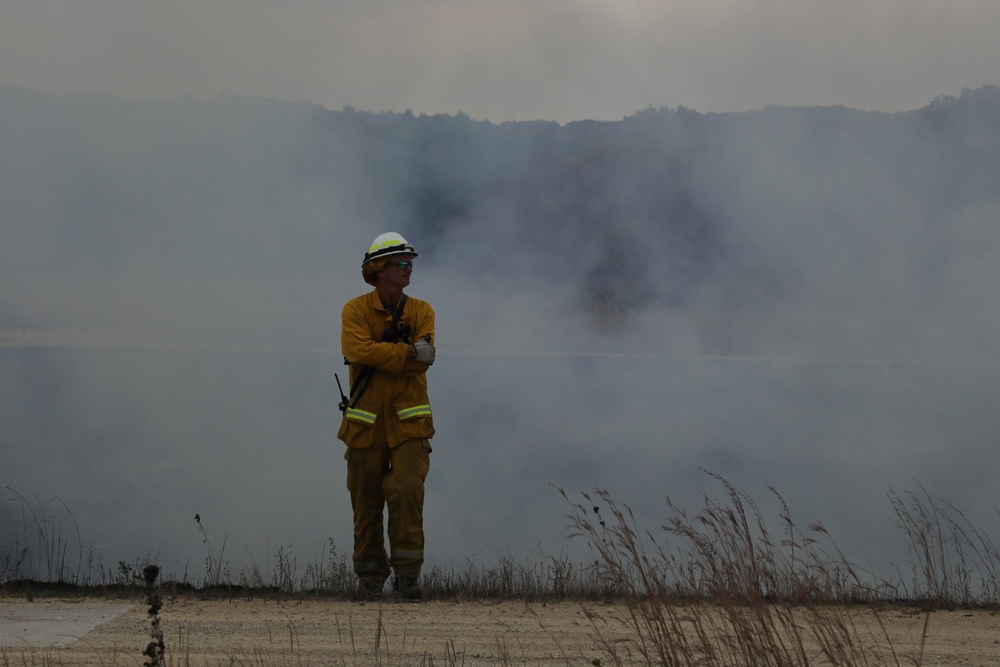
top-left (3, 0), bottom-right (999, 122)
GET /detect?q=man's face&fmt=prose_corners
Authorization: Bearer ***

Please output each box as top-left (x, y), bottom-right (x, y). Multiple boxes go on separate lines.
top-left (378, 253), bottom-right (415, 289)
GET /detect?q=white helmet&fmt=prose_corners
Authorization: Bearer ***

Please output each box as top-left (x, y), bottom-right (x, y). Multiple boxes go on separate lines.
top-left (363, 232), bottom-right (418, 266)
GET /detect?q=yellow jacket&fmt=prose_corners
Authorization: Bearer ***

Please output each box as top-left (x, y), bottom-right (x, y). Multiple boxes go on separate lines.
top-left (338, 290), bottom-right (435, 449)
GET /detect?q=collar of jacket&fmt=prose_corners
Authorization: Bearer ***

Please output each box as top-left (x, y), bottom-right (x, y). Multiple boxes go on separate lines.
top-left (369, 288), bottom-right (407, 312)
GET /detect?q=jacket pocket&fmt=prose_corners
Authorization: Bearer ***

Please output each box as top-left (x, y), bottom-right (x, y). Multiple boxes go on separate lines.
top-left (337, 399), bottom-right (380, 448)
top-left (345, 406), bottom-right (378, 424)
top-left (342, 395), bottom-right (380, 424)
top-left (394, 400), bottom-right (435, 440)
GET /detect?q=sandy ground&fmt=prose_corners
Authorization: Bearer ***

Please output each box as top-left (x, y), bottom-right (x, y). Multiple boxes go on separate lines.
top-left (2, 594), bottom-right (1000, 666)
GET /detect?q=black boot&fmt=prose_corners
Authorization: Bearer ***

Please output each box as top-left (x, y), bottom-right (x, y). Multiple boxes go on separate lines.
top-left (394, 576), bottom-right (422, 600)
top-left (353, 576), bottom-right (385, 601)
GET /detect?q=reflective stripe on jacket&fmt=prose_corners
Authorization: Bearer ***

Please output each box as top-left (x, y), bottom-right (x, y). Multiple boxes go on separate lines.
top-left (337, 290), bottom-right (435, 449)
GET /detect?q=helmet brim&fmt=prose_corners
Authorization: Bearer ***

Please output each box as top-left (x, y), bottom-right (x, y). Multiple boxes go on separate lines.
top-left (363, 244), bottom-right (418, 265)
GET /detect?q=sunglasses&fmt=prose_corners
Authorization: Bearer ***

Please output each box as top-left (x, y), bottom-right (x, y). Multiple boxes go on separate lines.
top-left (392, 260), bottom-right (414, 270)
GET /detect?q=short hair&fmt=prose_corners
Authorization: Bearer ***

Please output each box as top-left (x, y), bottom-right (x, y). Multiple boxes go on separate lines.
top-left (362, 256), bottom-right (389, 286)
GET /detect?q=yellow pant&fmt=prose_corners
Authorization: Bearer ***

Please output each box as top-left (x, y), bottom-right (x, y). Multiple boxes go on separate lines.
top-left (346, 438), bottom-right (430, 581)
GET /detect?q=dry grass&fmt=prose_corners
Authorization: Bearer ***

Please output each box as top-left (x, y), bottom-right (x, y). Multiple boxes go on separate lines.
top-left (4, 473), bottom-right (1000, 665)
top-left (556, 470), bottom-right (1000, 666)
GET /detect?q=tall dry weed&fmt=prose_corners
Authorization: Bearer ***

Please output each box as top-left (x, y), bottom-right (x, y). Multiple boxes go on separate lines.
top-left (561, 472), bottom-right (921, 666)
top-left (889, 484), bottom-right (1000, 606)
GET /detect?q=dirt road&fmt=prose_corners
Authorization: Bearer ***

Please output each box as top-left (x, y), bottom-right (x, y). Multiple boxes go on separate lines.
top-left (3, 595), bottom-right (999, 665)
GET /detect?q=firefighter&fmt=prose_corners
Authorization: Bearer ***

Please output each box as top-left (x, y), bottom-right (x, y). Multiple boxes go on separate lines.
top-left (338, 232), bottom-right (436, 600)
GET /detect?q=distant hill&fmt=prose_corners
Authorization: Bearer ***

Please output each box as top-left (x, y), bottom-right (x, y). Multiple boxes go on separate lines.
top-left (2, 84), bottom-right (999, 347)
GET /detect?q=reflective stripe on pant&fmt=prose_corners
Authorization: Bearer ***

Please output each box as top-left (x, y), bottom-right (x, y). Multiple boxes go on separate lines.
top-left (346, 438), bottom-right (430, 580)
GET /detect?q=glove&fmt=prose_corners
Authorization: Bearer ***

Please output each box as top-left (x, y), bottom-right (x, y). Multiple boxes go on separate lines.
top-left (413, 337), bottom-right (436, 365)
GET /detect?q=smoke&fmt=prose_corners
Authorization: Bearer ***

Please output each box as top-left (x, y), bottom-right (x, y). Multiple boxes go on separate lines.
top-left (2, 85), bottom-right (1000, 583)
